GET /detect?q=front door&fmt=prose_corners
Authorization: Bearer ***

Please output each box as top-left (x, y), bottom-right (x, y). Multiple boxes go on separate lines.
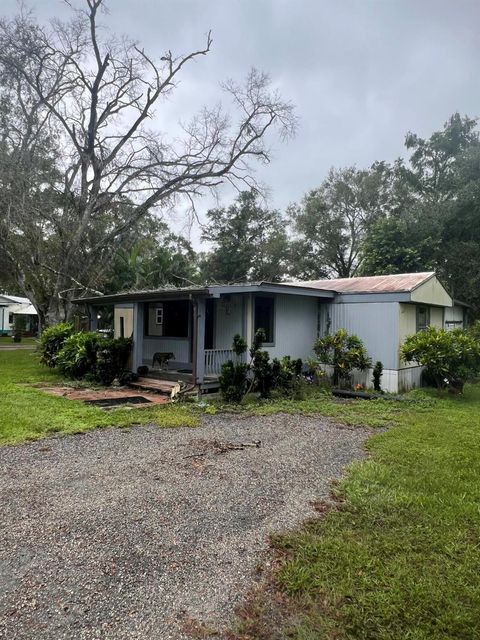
top-left (204, 299), bottom-right (214, 349)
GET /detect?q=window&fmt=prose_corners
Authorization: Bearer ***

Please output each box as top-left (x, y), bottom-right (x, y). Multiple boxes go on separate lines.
top-left (254, 296), bottom-right (275, 344)
top-left (155, 308), bottom-right (163, 325)
top-left (416, 306), bottom-right (430, 332)
top-left (119, 316), bottom-right (125, 338)
top-left (9, 313), bottom-right (13, 324)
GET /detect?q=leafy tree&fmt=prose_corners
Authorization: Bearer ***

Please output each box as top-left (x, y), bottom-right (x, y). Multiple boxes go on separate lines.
top-left (0, 1), bottom-right (295, 327)
top-left (403, 113), bottom-right (478, 204)
top-left (360, 216), bottom-right (439, 276)
top-left (290, 162), bottom-right (396, 278)
top-left (314, 329), bottom-right (371, 387)
top-left (200, 190), bottom-right (289, 282)
top-left (440, 143), bottom-right (480, 313)
top-left (360, 114), bottom-right (480, 316)
top-left (104, 228), bottom-right (199, 293)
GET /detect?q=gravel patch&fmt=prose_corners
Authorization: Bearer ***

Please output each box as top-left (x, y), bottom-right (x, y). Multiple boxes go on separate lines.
top-left (0, 413), bottom-right (370, 639)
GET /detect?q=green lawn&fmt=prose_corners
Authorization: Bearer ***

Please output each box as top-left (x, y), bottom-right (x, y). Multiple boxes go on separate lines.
top-left (0, 335), bottom-right (37, 345)
top-left (235, 384), bottom-right (480, 639)
top-left (4, 350), bottom-right (480, 638)
top-left (0, 349), bottom-right (198, 445)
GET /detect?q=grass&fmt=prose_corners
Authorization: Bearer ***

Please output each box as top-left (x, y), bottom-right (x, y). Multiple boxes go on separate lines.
top-left (234, 383), bottom-right (480, 639)
top-left (0, 349), bottom-right (198, 445)
top-left (0, 335), bottom-right (38, 344)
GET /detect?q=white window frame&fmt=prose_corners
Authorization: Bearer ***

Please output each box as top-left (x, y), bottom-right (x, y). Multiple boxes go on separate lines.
top-left (155, 307), bottom-right (164, 325)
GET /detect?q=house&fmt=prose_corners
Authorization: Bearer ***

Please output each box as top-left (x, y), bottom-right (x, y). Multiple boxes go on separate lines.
top-left (74, 271), bottom-right (457, 394)
top-left (0, 294), bottom-right (38, 336)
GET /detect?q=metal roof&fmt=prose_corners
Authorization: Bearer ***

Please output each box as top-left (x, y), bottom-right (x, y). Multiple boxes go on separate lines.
top-left (72, 281), bottom-right (336, 305)
top-left (72, 272), bottom-right (444, 306)
top-left (288, 272), bottom-right (436, 294)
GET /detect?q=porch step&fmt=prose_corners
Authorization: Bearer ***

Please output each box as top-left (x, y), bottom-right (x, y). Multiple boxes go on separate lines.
top-left (144, 370), bottom-right (194, 384)
top-left (129, 377), bottom-right (180, 397)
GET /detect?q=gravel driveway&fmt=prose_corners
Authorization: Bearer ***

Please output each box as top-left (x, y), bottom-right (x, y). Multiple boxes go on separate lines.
top-left (0, 413), bottom-right (370, 639)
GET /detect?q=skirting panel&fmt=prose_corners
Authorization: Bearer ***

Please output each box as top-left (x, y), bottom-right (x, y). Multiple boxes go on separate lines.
top-left (318, 363), bottom-right (425, 394)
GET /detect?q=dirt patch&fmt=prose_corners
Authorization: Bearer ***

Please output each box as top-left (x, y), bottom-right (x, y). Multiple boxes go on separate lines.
top-left (40, 385), bottom-right (170, 406)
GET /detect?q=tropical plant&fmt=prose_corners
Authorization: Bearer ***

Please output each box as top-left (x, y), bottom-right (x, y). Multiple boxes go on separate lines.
top-left (56, 332), bottom-right (100, 379)
top-left (314, 329), bottom-right (371, 387)
top-left (400, 327), bottom-right (480, 393)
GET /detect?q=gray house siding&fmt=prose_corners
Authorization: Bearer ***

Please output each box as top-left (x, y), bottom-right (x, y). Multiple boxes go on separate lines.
top-left (214, 294), bottom-right (244, 349)
top-left (262, 294), bottom-right (318, 361)
top-left (326, 301), bottom-right (400, 370)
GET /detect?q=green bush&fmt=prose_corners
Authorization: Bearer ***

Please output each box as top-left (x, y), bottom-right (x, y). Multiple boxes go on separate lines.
top-left (56, 332), bottom-right (100, 378)
top-left (372, 361), bottom-right (383, 392)
top-left (219, 333), bottom-right (249, 402)
top-left (219, 360), bottom-right (249, 402)
top-left (314, 328), bottom-right (371, 387)
top-left (95, 337), bottom-right (133, 385)
top-left (468, 320), bottom-right (480, 342)
top-left (220, 330), bottom-right (305, 402)
top-left (271, 356), bottom-right (304, 398)
top-left (401, 326), bottom-right (480, 392)
top-left (250, 330), bottom-right (304, 399)
top-left (38, 323), bottom-right (75, 367)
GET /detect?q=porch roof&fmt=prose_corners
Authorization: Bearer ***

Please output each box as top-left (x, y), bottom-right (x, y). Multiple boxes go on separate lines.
top-left (72, 281), bottom-right (336, 306)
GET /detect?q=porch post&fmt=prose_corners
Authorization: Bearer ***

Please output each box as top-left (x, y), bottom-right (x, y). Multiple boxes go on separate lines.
top-left (88, 305), bottom-right (98, 331)
top-left (194, 298), bottom-right (206, 385)
top-left (245, 293), bottom-right (253, 348)
top-left (132, 302), bottom-right (144, 373)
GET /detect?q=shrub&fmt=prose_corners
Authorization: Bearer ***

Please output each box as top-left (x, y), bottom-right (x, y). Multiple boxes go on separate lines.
top-left (56, 332), bottom-right (100, 378)
top-left (95, 337), bottom-right (133, 385)
top-left (220, 330), bottom-right (304, 402)
top-left (468, 320), bottom-right (480, 342)
top-left (314, 328), bottom-right (371, 387)
top-left (39, 322), bottom-right (75, 367)
top-left (219, 360), bottom-right (249, 402)
top-left (372, 361), bottom-right (383, 392)
top-left (219, 333), bottom-right (249, 402)
top-left (400, 326), bottom-right (480, 393)
top-left (251, 348), bottom-right (275, 398)
top-left (271, 356), bottom-right (304, 398)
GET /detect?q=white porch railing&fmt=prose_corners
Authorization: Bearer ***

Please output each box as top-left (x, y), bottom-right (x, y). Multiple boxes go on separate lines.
top-left (204, 348), bottom-right (239, 376)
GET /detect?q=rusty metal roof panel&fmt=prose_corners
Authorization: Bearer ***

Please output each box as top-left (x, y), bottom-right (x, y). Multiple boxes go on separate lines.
top-left (287, 272), bottom-right (435, 294)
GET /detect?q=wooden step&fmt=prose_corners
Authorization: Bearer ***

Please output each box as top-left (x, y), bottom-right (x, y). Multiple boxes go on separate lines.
top-left (129, 377), bottom-right (180, 397)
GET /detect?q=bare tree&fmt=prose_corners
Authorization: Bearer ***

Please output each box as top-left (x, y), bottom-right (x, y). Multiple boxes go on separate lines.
top-left (0, 0), bottom-right (295, 327)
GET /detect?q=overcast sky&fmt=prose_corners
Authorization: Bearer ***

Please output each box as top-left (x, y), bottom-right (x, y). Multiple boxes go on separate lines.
top-left (3, 0), bottom-right (480, 246)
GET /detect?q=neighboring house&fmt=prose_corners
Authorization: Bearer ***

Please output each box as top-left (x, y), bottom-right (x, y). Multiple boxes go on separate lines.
top-left (74, 272), bottom-right (459, 394)
top-left (0, 294), bottom-right (38, 336)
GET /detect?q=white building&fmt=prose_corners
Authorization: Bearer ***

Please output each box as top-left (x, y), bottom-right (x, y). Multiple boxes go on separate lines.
top-left (0, 294), bottom-right (39, 336)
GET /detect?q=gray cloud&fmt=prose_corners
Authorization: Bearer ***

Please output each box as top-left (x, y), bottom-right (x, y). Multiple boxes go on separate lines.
top-left (3, 0), bottom-right (480, 245)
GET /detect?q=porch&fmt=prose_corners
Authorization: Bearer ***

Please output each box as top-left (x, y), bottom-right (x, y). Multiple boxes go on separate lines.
top-left (125, 293), bottom-right (247, 389)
